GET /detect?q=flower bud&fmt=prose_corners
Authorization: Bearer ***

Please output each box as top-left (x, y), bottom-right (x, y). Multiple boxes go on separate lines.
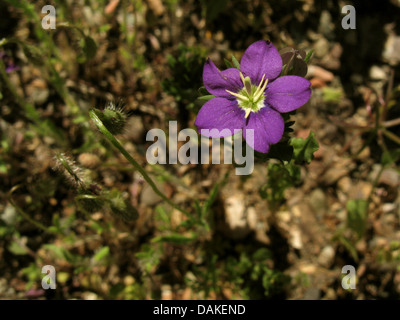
top-left (76, 183), bottom-right (105, 213)
top-left (93, 102), bottom-right (127, 135)
top-left (107, 190), bottom-right (138, 222)
top-left (54, 153), bottom-right (85, 188)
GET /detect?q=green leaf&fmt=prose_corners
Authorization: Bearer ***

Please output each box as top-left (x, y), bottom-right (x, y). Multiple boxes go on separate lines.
top-left (198, 86), bottom-right (210, 96)
top-left (202, 171), bottom-right (229, 216)
top-left (381, 148), bottom-right (400, 166)
top-left (252, 248), bottom-right (272, 262)
top-left (322, 87), bottom-right (343, 103)
top-left (347, 199), bottom-right (368, 239)
top-left (232, 55), bottom-right (240, 70)
top-left (259, 162), bottom-right (300, 209)
top-left (152, 233), bottom-right (196, 245)
top-left (83, 36), bottom-right (97, 60)
top-left (44, 244), bottom-right (76, 263)
top-left (290, 131), bottom-right (319, 164)
top-left (224, 58), bottom-right (233, 69)
top-left (304, 49), bottom-right (314, 64)
top-left (93, 246), bottom-right (110, 262)
top-left (197, 94), bottom-right (215, 101)
top-left (8, 241), bottom-right (28, 255)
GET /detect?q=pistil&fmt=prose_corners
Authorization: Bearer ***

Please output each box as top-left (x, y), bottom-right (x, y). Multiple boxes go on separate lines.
top-left (225, 73), bottom-right (268, 118)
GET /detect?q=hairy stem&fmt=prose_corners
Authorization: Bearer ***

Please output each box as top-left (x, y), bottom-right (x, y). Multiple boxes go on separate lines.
top-left (89, 110), bottom-right (190, 217)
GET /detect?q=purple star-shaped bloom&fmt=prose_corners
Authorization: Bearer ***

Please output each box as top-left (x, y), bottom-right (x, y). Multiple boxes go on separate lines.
top-left (195, 40), bottom-right (311, 153)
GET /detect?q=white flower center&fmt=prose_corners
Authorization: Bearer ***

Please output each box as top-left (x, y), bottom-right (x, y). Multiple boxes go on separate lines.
top-left (226, 72), bottom-right (268, 118)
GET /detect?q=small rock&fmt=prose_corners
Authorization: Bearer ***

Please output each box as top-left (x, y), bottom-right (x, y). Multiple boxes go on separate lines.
top-left (310, 77), bottom-right (326, 88)
top-left (1, 205), bottom-right (17, 225)
top-left (303, 287), bottom-right (321, 300)
top-left (379, 168), bottom-right (400, 188)
top-left (123, 275), bottom-right (135, 286)
top-left (380, 213), bottom-right (397, 235)
top-left (383, 33), bottom-right (400, 65)
top-left (309, 188), bottom-right (329, 216)
top-left (317, 246), bottom-right (335, 268)
top-left (337, 176), bottom-right (352, 194)
top-left (369, 236), bottom-right (388, 249)
top-left (161, 285), bottom-right (173, 300)
top-left (369, 65), bottom-right (387, 80)
top-left (382, 203), bottom-right (397, 213)
top-left (147, 0), bottom-right (165, 16)
top-left (140, 181), bottom-right (164, 206)
top-left (355, 239), bottom-right (367, 253)
top-left (308, 65), bottom-right (334, 82)
top-left (221, 193), bottom-right (254, 240)
top-left (323, 161), bottom-right (352, 185)
top-left (349, 181), bottom-right (372, 200)
top-left (82, 291), bottom-right (98, 300)
top-left (299, 263), bottom-right (317, 274)
top-left (314, 38), bottom-right (330, 58)
top-left (26, 78), bottom-right (49, 105)
top-left (78, 153), bottom-right (101, 168)
top-left (289, 227), bottom-right (303, 250)
top-left (324, 288), bottom-right (337, 300)
top-left (318, 11), bottom-right (334, 39)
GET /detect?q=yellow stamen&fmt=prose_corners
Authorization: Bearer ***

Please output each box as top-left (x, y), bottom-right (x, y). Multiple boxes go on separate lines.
top-left (253, 74), bottom-right (265, 98)
top-left (245, 109), bottom-right (251, 118)
top-left (226, 90), bottom-right (249, 101)
top-left (240, 72), bottom-right (246, 85)
top-left (253, 78), bottom-right (268, 102)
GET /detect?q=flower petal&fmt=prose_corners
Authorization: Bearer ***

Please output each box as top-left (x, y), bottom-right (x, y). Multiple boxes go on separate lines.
top-left (243, 106), bottom-right (284, 153)
top-left (195, 97), bottom-right (245, 137)
top-left (240, 40), bottom-right (282, 85)
top-left (265, 75), bottom-right (311, 113)
top-left (203, 59), bottom-right (242, 99)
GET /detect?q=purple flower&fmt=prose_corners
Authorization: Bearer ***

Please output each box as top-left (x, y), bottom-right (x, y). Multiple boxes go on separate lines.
top-left (0, 51), bottom-right (19, 73)
top-left (195, 40), bottom-right (311, 153)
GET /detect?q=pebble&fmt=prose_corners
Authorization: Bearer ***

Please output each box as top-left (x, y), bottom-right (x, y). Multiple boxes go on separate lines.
top-left (318, 11), bottom-right (334, 39)
top-left (317, 245), bottom-right (335, 268)
top-left (140, 181), bottom-right (163, 206)
top-left (310, 78), bottom-right (326, 88)
top-left (303, 287), bottom-right (321, 300)
top-left (82, 291), bottom-right (98, 300)
top-left (26, 78), bottom-right (49, 105)
top-left (221, 194), bottom-right (257, 240)
top-left (337, 176), bottom-right (352, 194)
top-left (78, 153), bottom-right (101, 168)
top-left (369, 65), bottom-right (387, 80)
top-left (308, 65), bottom-right (334, 82)
top-left (382, 203), bottom-right (397, 213)
top-left (383, 33), bottom-right (400, 65)
top-left (314, 38), bottom-right (330, 58)
top-left (379, 168), bottom-right (400, 188)
top-left (309, 188), bottom-right (329, 216)
top-left (349, 181), bottom-right (372, 200)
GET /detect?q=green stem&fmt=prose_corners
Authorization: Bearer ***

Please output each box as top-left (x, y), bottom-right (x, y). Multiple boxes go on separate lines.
top-left (89, 110), bottom-right (191, 217)
top-left (382, 129), bottom-right (400, 145)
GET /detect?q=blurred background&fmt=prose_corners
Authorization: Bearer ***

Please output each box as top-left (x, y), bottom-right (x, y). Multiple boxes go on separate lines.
top-left (0, 0), bottom-right (400, 299)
